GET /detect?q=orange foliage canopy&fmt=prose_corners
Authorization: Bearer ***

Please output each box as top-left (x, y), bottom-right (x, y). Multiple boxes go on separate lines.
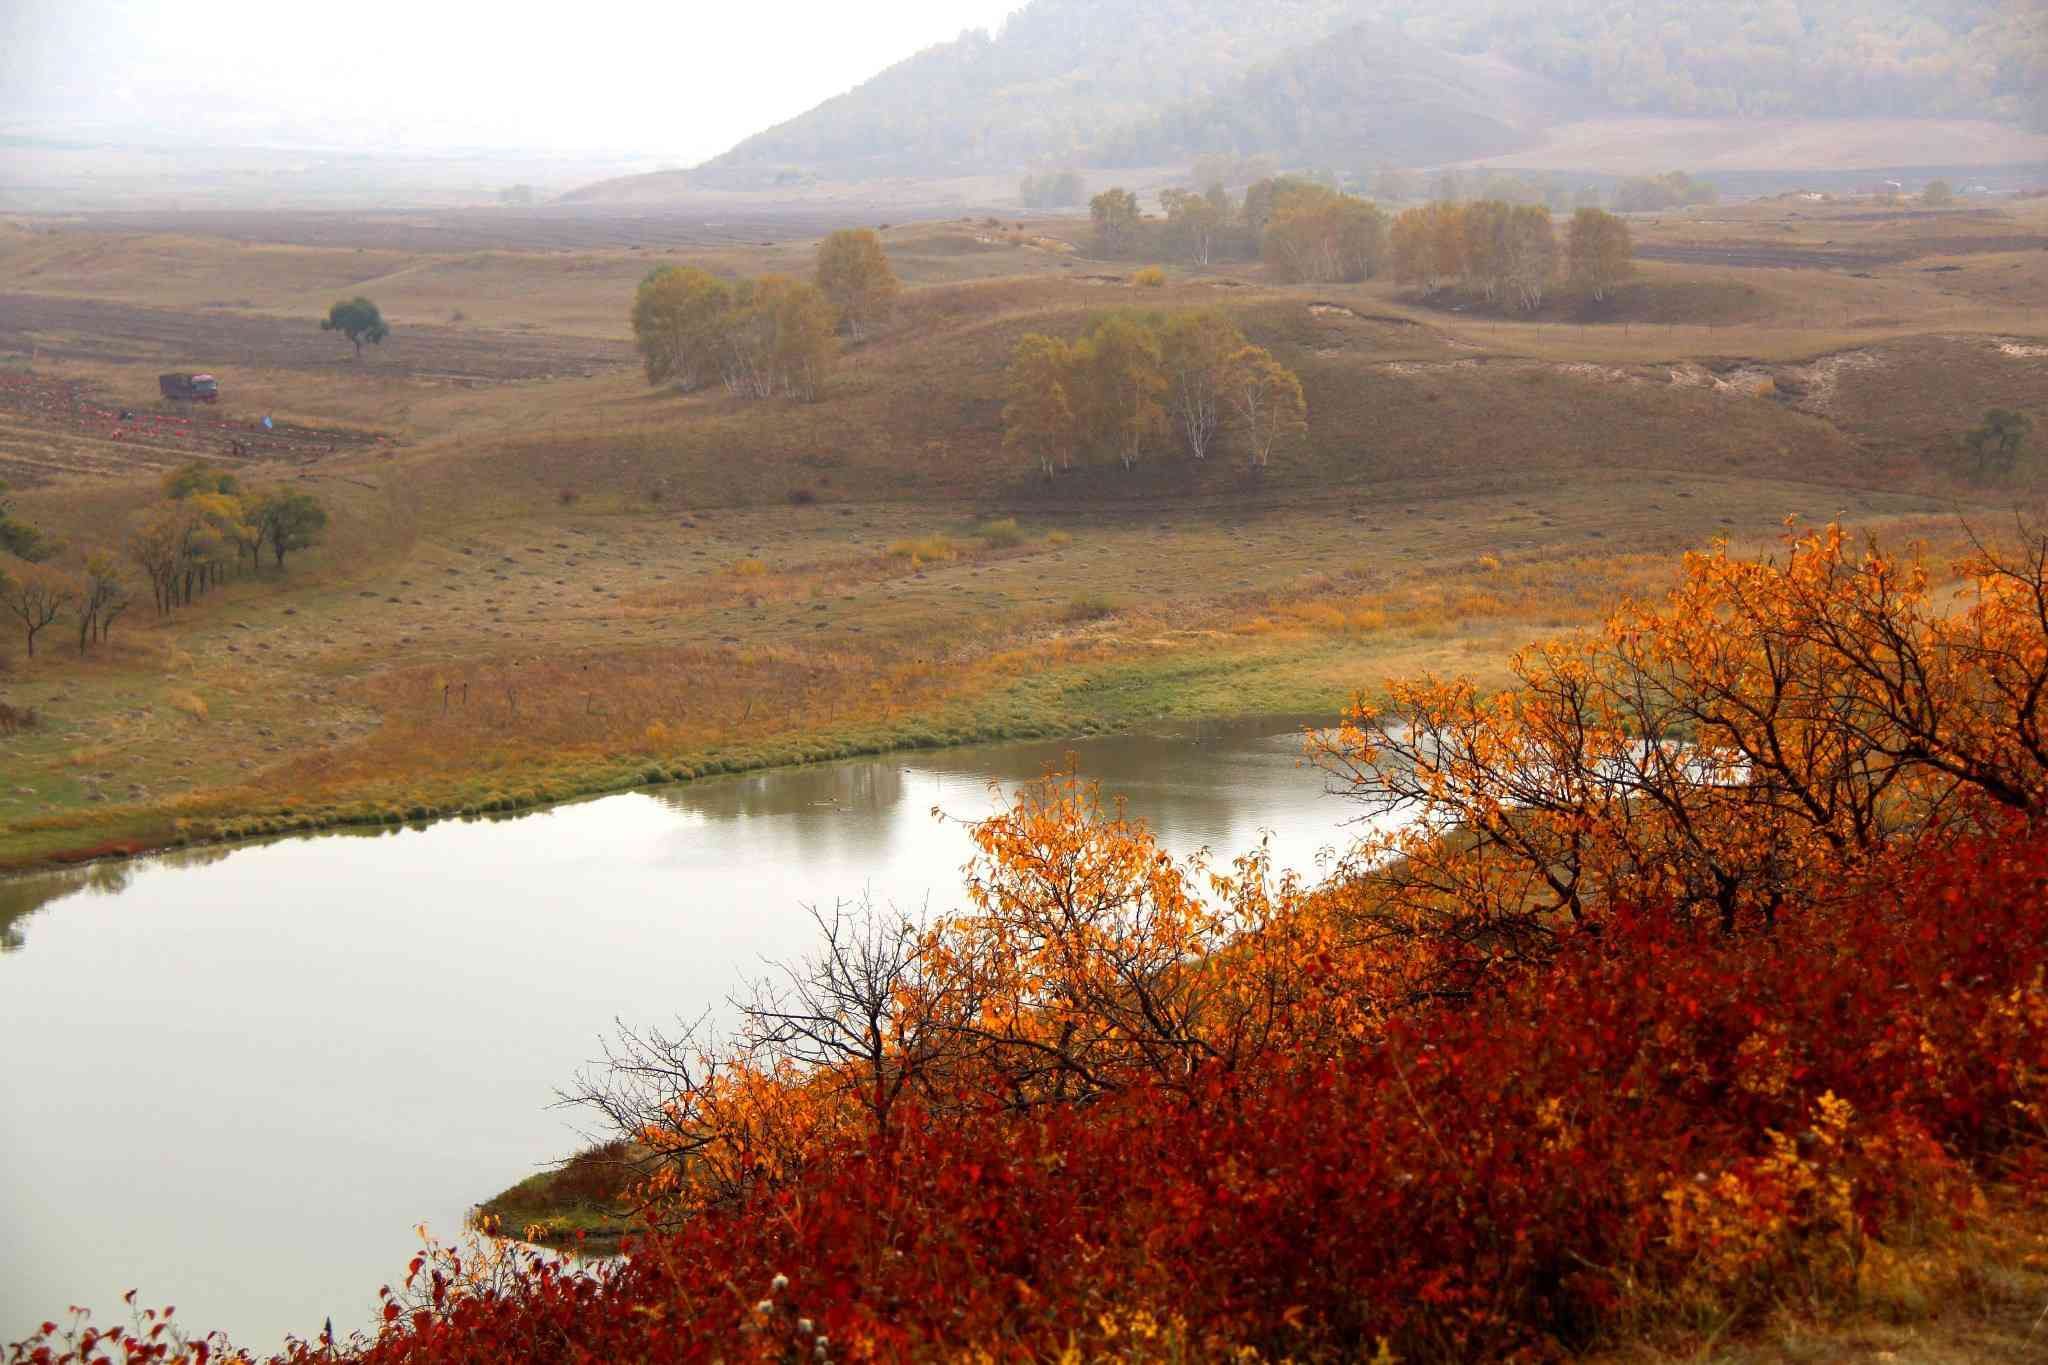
top-left (15, 524), bottom-right (2048, 1364)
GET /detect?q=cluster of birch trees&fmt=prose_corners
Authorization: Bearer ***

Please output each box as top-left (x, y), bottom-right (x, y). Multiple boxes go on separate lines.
top-left (1004, 310), bottom-right (1307, 478)
top-left (632, 230), bottom-right (900, 403)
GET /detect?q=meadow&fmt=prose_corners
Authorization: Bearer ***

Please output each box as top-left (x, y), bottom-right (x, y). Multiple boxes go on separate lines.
top-left (0, 197), bottom-right (2042, 872)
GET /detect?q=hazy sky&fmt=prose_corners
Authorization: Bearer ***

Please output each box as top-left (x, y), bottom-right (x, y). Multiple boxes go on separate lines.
top-left (3, 0), bottom-right (1026, 160)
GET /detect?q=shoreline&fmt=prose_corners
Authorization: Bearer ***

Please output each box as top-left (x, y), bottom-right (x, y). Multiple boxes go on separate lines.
top-left (0, 662), bottom-right (1350, 879)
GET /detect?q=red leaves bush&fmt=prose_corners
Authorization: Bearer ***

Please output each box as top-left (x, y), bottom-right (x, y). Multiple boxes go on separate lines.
top-left (26, 825), bottom-right (2035, 1364)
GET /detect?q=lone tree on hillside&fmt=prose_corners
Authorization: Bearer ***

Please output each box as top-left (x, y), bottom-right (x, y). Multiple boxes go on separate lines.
top-left (256, 489), bottom-right (330, 569)
top-left (323, 297), bottom-right (389, 361)
top-left (0, 559), bottom-right (73, 659)
top-left (814, 229), bottom-right (899, 340)
top-left (1922, 179), bottom-right (1955, 206)
top-left (1567, 207), bottom-right (1634, 301)
top-left (1961, 408), bottom-right (2034, 481)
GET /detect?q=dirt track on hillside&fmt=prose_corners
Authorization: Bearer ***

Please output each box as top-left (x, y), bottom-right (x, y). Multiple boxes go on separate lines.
top-left (1636, 235), bottom-right (2048, 271)
top-left (0, 293), bottom-right (635, 381)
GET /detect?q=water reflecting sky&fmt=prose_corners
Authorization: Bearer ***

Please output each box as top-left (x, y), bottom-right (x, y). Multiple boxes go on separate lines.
top-left (1, 720), bottom-right (1357, 1351)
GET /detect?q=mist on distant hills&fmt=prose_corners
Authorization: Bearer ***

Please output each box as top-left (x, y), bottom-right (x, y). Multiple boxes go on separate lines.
top-left (695, 0), bottom-right (2046, 186)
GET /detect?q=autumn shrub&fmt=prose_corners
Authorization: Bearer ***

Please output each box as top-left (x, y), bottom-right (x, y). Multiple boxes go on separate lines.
top-left (15, 524), bottom-right (2048, 1365)
top-left (165, 689), bottom-right (208, 722)
top-left (0, 699), bottom-right (36, 734)
top-left (1133, 265), bottom-right (1168, 288)
top-left (1061, 593), bottom-right (1118, 621)
top-left (974, 516), bottom-right (1024, 549)
top-left (884, 535), bottom-right (958, 565)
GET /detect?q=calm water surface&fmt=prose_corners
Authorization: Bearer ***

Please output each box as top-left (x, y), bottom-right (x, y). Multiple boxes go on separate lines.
top-left (1, 721), bottom-right (1360, 1351)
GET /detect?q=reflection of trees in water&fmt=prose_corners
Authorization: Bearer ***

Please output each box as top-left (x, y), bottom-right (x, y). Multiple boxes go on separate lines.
top-left (650, 762), bottom-right (916, 864)
top-left (643, 721), bottom-right (1336, 867)
top-left (0, 859), bottom-right (136, 953)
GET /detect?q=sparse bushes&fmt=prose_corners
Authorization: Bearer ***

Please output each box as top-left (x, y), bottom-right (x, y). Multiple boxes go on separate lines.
top-left (973, 517), bottom-right (1024, 549)
top-left (1061, 592), bottom-right (1118, 621)
top-left (1132, 265), bottom-right (1167, 288)
top-left (165, 689), bottom-right (209, 721)
top-left (885, 536), bottom-right (958, 565)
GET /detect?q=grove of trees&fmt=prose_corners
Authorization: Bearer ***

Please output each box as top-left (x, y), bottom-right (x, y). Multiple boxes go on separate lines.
top-left (1612, 170), bottom-right (1718, 212)
top-left (631, 269), bottom-right (838, 402)
top-left (128, 464), bottom-right (328, 616)
top-left (1961, 408), bottom-right (2034, 481)
top-left (1093, 176), bottom-right (1388, 283)
top-left (631, 233), bottom-right (901, 400)
top-left (1019, 170), bottom-right (1086, 208)
top-left (1003, 309), bottom-right (1306, 477)
top-left (1387, 201), bottom-right (1634, 310)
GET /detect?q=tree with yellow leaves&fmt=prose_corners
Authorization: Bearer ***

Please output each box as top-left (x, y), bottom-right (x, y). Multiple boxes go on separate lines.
top-left (1003, 334), bottom-right (1079, 480)
top-left (814, 229), bottom-right (899, 339)
top-left (1226, 346), bottom-right (1307, 469)
top-left (1567, 207), bottom-right (1633, 301)
top-left (631, 266), bottom-right (733, 390)
top-left (1073, 316), bottom-right (1167, 471)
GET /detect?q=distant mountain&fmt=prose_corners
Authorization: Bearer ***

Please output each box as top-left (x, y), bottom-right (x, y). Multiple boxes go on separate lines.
top-left (655, 0), bottom-right (2043, 190)
top-left (1095, 21), bottom-right (1588, 169)
top-left (694, 0), bottom-right (1376, 185)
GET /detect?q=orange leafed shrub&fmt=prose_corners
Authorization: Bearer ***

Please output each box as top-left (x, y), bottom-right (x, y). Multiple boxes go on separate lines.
top-left (14, 523), bottom-right (2048, 1364)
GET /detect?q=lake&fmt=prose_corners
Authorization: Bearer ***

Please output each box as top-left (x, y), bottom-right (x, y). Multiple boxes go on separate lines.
top-left (0, 719), bottom-right (1363, 1352)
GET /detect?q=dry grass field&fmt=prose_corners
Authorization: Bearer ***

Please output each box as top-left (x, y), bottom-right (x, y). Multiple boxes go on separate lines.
top-left (0, 195), bottom-right (2042, 870)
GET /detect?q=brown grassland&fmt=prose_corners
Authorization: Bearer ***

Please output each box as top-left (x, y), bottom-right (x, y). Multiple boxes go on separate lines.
top-left (0, 198), bottom-right (2043, 879)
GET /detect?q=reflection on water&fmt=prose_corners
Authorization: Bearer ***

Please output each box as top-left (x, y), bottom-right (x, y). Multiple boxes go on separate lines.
top-left (0, 719), bottom-right (1350, 1350)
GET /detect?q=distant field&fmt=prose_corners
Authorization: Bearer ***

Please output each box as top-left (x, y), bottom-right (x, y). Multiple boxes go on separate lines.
top-left (0, 197), bottom-right (2042, 870)
top-left (0, 292), bottom-right (633, 381)
top-left (1473, 115), bottom-right (2048, 175)
top-left (17, 205), bottom-right (969, 253)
